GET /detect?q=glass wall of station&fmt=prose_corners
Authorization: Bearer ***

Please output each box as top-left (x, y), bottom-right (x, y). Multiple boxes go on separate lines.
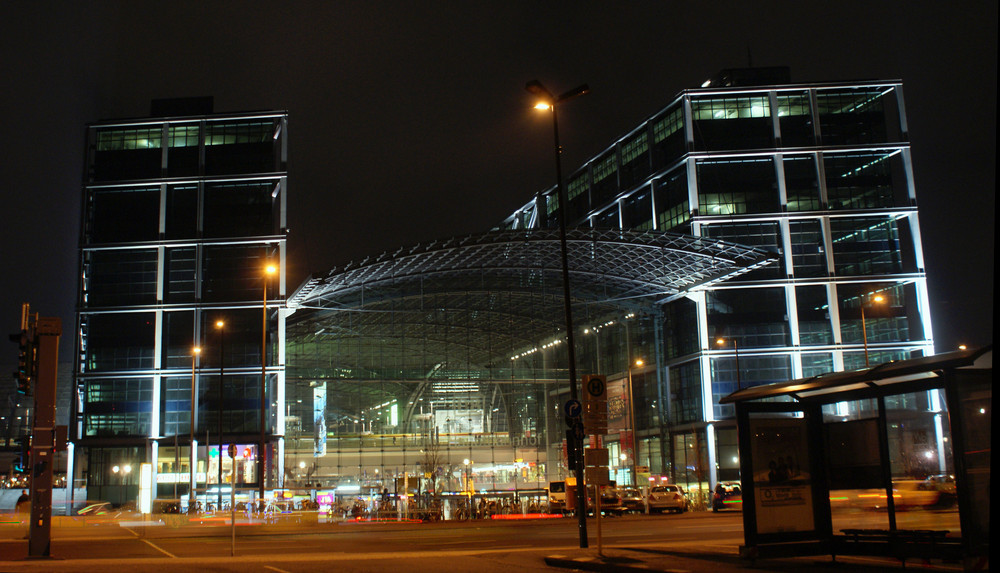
top-left (284, 279), bottom-right (667, 503)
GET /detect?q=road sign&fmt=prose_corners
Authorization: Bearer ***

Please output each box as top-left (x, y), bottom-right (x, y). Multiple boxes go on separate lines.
top-left (564, 399), bottom-right (582, 419)
top-left (572, 422), bottom-right (586, 441)
top-left (584, 447), bottom-right (609, 467)
top-left (581, 374), bottom-right (609, 434)
top-left (585, 466), bottom-right (610, 485)
top-left (584, 375), bottom-right (607, 399)
top-left (228, 443), bottom-right (237, 458)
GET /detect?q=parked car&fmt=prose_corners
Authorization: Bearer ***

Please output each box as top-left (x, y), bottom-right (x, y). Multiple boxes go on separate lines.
top-left (592, 484), bottom-right (625, 515)
top-left (712, 482), bottom-right (742, 512)
top-left (647, 484), bottom-right (688, 513)
top-left (619, 487), bottom-right (644, 513)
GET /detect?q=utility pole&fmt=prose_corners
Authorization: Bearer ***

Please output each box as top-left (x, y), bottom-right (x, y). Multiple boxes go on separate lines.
top-left (10, 304), bottom-right (61, 558)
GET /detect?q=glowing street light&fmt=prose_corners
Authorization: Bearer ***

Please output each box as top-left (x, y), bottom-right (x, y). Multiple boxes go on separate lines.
top-left (861, 294), bottom-right (886, 367)
top-left (260, 263), bottom-right (277, 502)
top-left (526, 79), bottom-right (590, 548)
top-left (215, 319), bottom-right (225, 508)
top-left (626, 358), bottom-right (643, 486)
top-left (716, 338), bottom-right (741, 390)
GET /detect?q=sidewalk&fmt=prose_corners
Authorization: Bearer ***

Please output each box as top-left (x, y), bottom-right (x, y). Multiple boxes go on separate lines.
top-left (543, 542), bottom-right (970, 572)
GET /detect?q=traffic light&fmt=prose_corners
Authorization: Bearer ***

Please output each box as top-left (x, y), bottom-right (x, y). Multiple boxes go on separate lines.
top-left (10, 329), bottom-right (35, 395)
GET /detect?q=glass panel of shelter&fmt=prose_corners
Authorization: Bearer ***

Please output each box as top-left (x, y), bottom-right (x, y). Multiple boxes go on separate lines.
top-left (822, 390), bottom-right (958, 537)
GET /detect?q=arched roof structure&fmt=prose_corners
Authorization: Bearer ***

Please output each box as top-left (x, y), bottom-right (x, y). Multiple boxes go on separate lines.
top-left (287, 228), bottom-right (775, 377)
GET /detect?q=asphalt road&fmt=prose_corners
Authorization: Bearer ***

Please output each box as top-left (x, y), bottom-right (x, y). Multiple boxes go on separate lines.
top-left (0, 511), bottom-right (746, 572)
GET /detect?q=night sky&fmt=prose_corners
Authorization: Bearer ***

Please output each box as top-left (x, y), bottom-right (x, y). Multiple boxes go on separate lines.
top-left (2, 2), bottom-right (995, 358)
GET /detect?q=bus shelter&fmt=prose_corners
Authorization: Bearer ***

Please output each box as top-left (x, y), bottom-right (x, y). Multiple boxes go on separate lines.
top-left (720, 345), bottom-right (991, 569)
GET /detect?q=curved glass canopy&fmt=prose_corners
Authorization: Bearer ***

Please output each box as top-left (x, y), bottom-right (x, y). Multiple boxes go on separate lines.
top-left (289, 228), bottom-right (774, 373)
top-left (284, 228), bottom-right (775, 492)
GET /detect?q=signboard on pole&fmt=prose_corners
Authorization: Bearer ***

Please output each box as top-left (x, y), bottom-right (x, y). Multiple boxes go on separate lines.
top-left (584, 447), bottom-right (610, 485)
top-left (582, 374), bottom-right (608, 435)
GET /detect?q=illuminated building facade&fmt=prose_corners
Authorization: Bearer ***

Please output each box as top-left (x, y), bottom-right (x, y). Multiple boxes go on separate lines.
top-left (72, 99), bottom-right (288, 504)
top-left (284, 71), bottom-right (934, 508)
top-left (500, 70), bottom-right (935, 495)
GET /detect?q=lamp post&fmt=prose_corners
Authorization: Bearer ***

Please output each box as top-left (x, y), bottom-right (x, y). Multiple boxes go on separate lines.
top-left (190, 346), bottom-right (200, 510)
top-left (526, 79), bottom-right (590, 549)
top-left (716, 338), bottom-right (741, 391)
top-left (463, 458), bottom-right (472, 504)
top-left (260, 264), bottom-right (277, 503)
top-left (626, 358), bottom-right (642, 487)
top-left (112, 464), bottom-right (132, 504)
top-left (216, 319), bottom-right (225, 509)
top-left (861, 294), bottom-right (885, 367)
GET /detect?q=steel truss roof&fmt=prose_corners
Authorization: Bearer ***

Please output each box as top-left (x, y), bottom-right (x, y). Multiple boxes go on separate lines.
top-left (291, 228), bottom-right (775, 310)
top-left (287, 229), bottom-right (775, 381)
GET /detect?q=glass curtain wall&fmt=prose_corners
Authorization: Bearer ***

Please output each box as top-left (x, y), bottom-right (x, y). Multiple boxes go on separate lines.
top-left (77, 111), bottom-right (287, 505)
top-left (286, 273), bottom-right (664, 513)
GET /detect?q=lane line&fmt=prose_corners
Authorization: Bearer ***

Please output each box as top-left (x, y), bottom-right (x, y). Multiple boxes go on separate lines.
top-left (263, 565), bottom-right (292, 573)
top-left (140, 537), bottom-right (177, 558)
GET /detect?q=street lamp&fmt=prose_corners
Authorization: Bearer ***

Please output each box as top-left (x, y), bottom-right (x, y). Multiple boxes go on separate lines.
top-left (463, 458), bottom-right (472, 501)
top-left (626, 358), bottom-right (643, 487)
top-left (716, 338), bottom-right (741, 391)
top-left (216, 319), bottom-right (225, 508)
top-left (861, 294), bottom-right (886, 367)
top-left (260, 263), bottom-right (277, 503)
top-left (526, 79), bottom-right (590, 548)
top-left (190, 346), bottom-right (201, 510)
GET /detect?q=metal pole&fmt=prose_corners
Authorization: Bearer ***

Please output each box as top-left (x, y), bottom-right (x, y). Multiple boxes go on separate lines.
top-left (625, 320), bottom-right (639, 488)
top-left (231, 454), bottom-right (236, 556)
top-left (550, 105), bottom-right (591, 549)
top-left (190, 349), bottom-right (198, 510)
top-left (218, 323), bottom-right (225, 509)
top-left (27, 313), bottom-right (60, 558)
top-left (861, 304), bottom-right (870, 367)
top-left (734, 339), bottom-right (741, 391)
top-left (260, 273), bottom-right (267, 502)
top-left (627, 365), bottom-right (638, 485)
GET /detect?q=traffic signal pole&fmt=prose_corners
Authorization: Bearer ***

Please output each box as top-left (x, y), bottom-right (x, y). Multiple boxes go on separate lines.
top-left (27, 313), bottom-right (61, 558)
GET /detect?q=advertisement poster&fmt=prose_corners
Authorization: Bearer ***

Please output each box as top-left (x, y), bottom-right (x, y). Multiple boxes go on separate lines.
top-left (313, 383), bottom-right (327, 457)
top-left (749, 416), bottom-right (814, 534)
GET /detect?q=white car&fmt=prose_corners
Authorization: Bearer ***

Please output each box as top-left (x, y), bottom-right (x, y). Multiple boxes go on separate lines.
top-left (647, 484), bottom-right (688, 513)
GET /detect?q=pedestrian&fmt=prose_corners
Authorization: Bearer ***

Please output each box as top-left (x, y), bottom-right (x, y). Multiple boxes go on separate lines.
top-left (15, 489), bottom-right (30, 513)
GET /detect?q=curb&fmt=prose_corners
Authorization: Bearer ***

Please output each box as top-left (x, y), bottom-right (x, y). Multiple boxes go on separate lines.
top-left (544, 554), bottom-right (659, 573)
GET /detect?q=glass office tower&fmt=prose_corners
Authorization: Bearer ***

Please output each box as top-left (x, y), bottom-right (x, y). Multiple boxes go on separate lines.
top-left (73, 101), bottom-right (288, 505)
top-left (500, 70), bottom-right (934, 500)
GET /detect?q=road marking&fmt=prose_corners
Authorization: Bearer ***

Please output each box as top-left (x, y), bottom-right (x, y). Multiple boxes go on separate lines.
top-left (140, 538), bottom-right (177, 558)
top-left (263, 566), bottom-right (292, 573)
top-left (436, 538), bottom-right (498, 545)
